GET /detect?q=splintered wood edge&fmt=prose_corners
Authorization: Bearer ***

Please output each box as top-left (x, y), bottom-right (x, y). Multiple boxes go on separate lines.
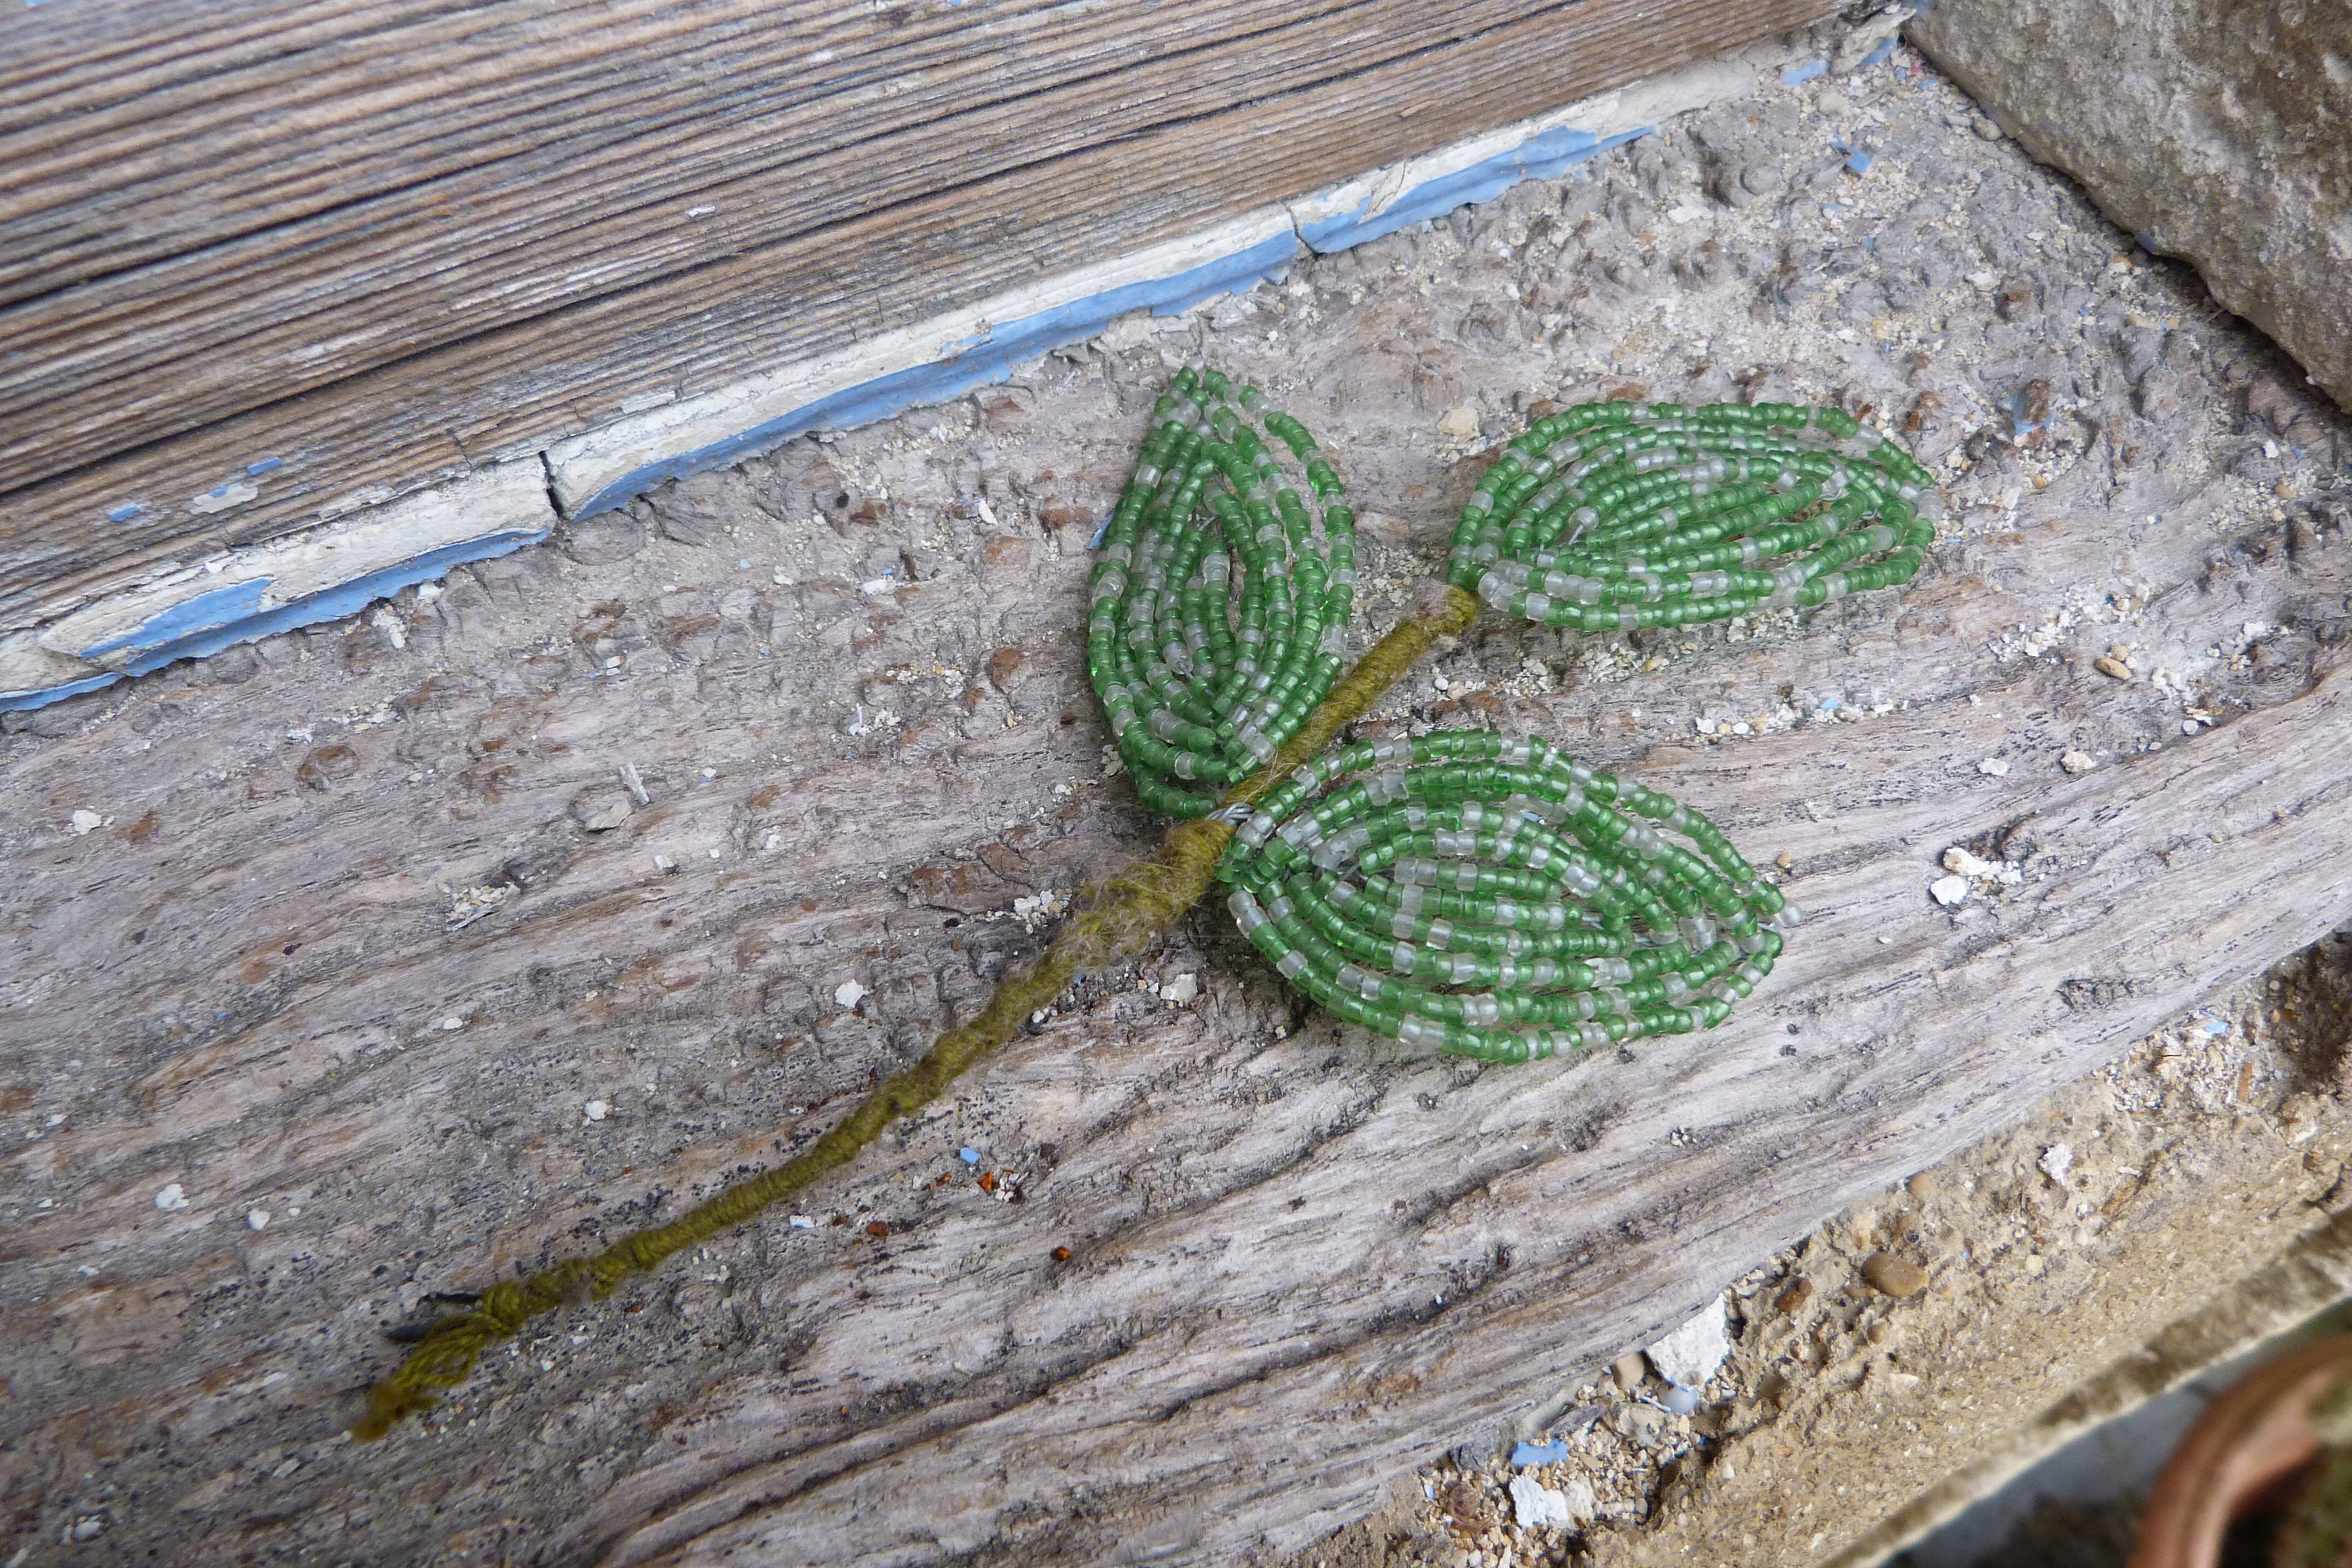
top-left (0, 44), bottom-right (1783, 710)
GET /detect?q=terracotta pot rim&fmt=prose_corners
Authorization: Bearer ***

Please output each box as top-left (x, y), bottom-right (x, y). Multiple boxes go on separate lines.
top-left (2129, 1333), bottom-right (2352, 1568)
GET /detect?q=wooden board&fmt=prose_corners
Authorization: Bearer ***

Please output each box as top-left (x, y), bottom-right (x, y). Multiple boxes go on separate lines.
top-left (0, 0), bottom-right (1828, 631)
top-left (4, 282), bottom-right (2348, 1563)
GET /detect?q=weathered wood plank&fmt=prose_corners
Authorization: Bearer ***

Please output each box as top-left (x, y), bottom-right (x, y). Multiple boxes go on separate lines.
top-left (1, 0), bottom-right (1252, 295)
top-left (1, 0), bottom-right (1553, 482)
top-left (13, 73), bottom-right (2344, 1559)
top-left (0, 0), bottom-right (1824, 630)
top-left (2, 381), bottom-right (2345, 1563)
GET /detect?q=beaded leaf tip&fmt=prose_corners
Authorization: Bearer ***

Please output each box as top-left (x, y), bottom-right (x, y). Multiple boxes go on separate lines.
top-left (1217, 730), bottom-right (1790, 1065)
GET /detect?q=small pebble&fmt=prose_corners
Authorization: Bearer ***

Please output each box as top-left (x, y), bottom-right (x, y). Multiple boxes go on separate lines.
top-left (570, 792), bottom-right (634, 832)
top-left (2181, 719), bottom-right (2200, 736)
top-left (1661, 1385), bottom-right (1700, 1414)
top-left (247, 1208), bottom-right (270, 1232)
top-left (1977, 757), bottom-right (2010, 777)
top-left (1774, 1276), bottom-right (1815, 1314)
top-left (1907, 1171), bottom-right (1938, 1200)
top-left (833, 979), bottom-right (869, 1009)
top-left (1648, 1296), bottom-right (1732, 1390)
top-left (1509, 1473), bottom-right (1582, 1530)
top-left (2039, 1142), bottom-right (2074, 1185)
top-left (1929, 874), bottom-right (1971, 907)
top-left (2094, 655), bottom-right (2133, 681)
top-left (154, 1182), bottom-right (188, 1211)
top-left (441, 1016), bottom-right (464, 1031)
top-left (2060, 750), bottom-right (2098, 774)
top-left (1973, 114), bottom-right (2004, 140)
top-left (1612, 1353), bottom-right (1646, 1392)
top-left (1861, 1251), bottom-right (1929, 1297)
top-left (1774, 850), bottom-right (1794, 870)
top-left (69, 810), bottom-right (103, 835)
top-left (1942, 846), bottom-right (1996, 878)
top-left (584, 1099), bottom-right (611, 1122)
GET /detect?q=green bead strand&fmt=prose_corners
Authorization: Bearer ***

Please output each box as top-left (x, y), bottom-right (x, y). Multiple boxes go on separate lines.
top-left (1444, 400), bottom-right (1941, 632)
top-left (1086, 368), bottom-right (1358, 817)
top-left (1214, 729), bottom-right (1793, 1065)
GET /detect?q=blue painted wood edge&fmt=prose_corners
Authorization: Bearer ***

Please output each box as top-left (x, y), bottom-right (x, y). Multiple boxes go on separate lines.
top-left (1, 528), bottom-right (545, 711)
top-left (563, 229), bottom-right (1302, 521)
top-left (4, 113), bottom-right (1660, 714)
top-left (1298, 124), bottom-right (1652, 253)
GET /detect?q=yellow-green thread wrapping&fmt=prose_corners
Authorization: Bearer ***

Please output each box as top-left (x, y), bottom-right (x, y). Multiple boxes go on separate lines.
top-left (354, 585), bottom-right (1478, 1439)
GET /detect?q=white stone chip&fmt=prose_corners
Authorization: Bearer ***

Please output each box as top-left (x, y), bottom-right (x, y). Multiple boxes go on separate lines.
top-left (1646, 1295), bottom-right (1732, 1390)
top-left (1929, 874), bottom-right (1972, 907)
top-left (2060, 750), bottom-right (2097, 775)
top-left (584, 1099), bottom-right (612, 1123)
top-left (833, 979), bottom-right (869, 1009)
top-left (1977, 757), bottom-right (2011, 776)
top-left (1511, 1475), bottom-right (1559, 1529)
top-left (1159, 973), bottom-right (1200, 1005)
top-left (247, 1209), bottom-right (270, 1231)
top-left (2039, 1142), bottom-right (2074, 1185)
top-left (1941, 846), bottom-right (1998, 878)
top-left (69, 810), bottom-right (103, 835)
top-left (1509, 1473), bottom-right (1596, 1530)
top-left (154, 1183), bottom-right (188, 1210)
top-left (1437, 405), bottom-right (1481, 442)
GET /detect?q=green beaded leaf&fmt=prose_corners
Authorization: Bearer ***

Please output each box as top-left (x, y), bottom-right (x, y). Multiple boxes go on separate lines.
top-left (1447, 400), bottom-right (1942, 632)
top-left (1217, 730), bottom-right (1791, 1065)
top-left (1086, 367), bottom-right (1357, 818)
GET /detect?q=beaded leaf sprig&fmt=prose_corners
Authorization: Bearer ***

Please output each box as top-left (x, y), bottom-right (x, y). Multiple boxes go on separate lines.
top-left (358, 369), bottom-right (1939, 1439)
top-left (1081, 377), bottom-right (1938, 1065)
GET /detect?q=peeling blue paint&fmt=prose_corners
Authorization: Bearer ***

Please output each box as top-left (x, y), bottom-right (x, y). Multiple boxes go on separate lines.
top-left (20, 102), bottom-right (1683, 711)
top-left (1, 528), bottom-right (546, 711)
top-left (566, 230), bottom-right (1301, 519)
top-left (78, 578), bottom-right (270, 660)
top-left (1860, 35), bottom-right (1900, 68)
top-left (1782, 59), bottom-right (1828, 85)
top-left (1298, 123), bottom-right (1650, 255)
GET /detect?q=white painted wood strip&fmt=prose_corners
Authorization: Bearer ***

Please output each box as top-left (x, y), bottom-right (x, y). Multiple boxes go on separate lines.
top-left (0, 461), bottom-right (553, 704)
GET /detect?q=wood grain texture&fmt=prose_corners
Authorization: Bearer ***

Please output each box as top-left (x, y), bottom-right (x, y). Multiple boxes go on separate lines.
top-left (3, 271), bottom-right (2347, 1563)
top-left (0, 0), bottom-right (1827, 632)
